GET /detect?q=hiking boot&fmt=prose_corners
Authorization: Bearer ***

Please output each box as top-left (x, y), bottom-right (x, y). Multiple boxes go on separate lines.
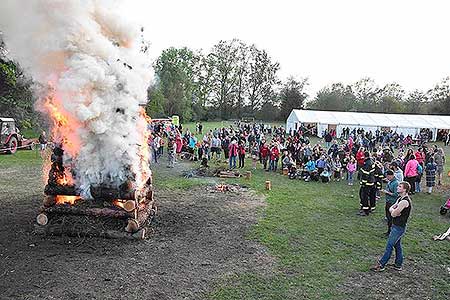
top-left (392, 264), bottom-right (403, 271)
top-left (370, 263), bottom-right (385, 272)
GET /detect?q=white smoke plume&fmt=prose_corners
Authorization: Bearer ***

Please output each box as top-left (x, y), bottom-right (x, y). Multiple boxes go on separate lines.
top-left (0, 0), bottom-right (152, 198)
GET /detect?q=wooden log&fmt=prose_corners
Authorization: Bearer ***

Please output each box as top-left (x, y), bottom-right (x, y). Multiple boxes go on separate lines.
top-left (36, 213), bottom-right (48, 226)
top-left (265, 180), bottom-right (272, 191)
top-left (34, 224), bottom-right (146, 240)
top-left (40, 205), bottom-right (130, 219)
top-left (44, 184), bottom-right (78, 196)
top-left (145, 190), bottom-right (153, 203)
top-left (125, 219), bottom-right (139, 233)
top-left (125, 200), bottom-right (156, 233)
top-left (123, 200), bottom-right (137, 212)
top-left (219, 174), bottom-right (239, 178)
top-left (90, 186), bottom-right (135, 200)
top-left (43, 195), bottom-right (56, 207)
top-left (136, 201), bottom-right (156, 227)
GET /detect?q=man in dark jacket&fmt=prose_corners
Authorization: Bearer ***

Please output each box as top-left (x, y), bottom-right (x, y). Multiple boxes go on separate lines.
top-left (359, 151), bottom-right (376, 216)
top-left (381, 170), bottom-right (398, 235)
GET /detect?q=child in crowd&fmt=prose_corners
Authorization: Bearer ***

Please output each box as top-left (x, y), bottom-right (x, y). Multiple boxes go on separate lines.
top-left (346, 157), bottom-right (357, 186)
top-left (305, 157), bottom-right (316, 181)
top-left (320, 166), bottom-right (331, 183)
top-left (238, 141), bottom-right (246, 168)
top-left (415, 162), bottom-right (423, 193)
top-left (425, 157), bottom-right (437, 194)
top-left (332, 156), bottom-right (342, 182)
top-left (269, 143), bottom-right (280, 172)
top-left (251, 142), bottom-right (259, 170)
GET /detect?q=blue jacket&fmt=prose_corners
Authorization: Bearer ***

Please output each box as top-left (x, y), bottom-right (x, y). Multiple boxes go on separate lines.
top-left (385, 179), bottom-right (399, 204)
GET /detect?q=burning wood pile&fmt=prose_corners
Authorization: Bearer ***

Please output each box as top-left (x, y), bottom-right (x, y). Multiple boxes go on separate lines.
top-left (0, 1), bottom-right (157, 239)
top-left (207, 184), bottom-right (248, 193)
top-left (35, 145), bottom-right (156, 239)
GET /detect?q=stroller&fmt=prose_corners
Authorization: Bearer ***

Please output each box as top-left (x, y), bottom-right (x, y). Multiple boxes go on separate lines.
top-left (439, 198), bottom-right (450, 216)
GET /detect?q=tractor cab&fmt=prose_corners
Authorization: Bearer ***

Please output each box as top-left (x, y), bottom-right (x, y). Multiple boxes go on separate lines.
top-left (0, 117), bottom-right (20, 154)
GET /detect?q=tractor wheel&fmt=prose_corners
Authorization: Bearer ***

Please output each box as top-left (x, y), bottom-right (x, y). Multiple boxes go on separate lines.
top-left (7, 136), bottom-right (18, 154)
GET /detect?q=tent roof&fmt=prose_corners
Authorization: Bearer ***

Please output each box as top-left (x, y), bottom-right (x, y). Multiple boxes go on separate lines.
top-left (288, 110), bottom-right (450, 129)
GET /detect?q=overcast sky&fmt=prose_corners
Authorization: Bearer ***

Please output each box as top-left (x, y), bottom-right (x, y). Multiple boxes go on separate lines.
top-left (122, 0), bottom-right (450, 96)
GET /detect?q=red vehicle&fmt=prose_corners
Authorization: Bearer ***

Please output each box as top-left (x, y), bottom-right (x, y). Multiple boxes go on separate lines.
top-left (0, 117), bottom-right (36, 154)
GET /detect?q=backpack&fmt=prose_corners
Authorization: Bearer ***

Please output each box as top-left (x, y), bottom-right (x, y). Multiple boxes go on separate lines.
top-left (417, 164), bottom-right (423, 174)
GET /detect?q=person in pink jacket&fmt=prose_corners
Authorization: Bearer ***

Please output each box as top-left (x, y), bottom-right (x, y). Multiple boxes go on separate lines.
top-left (404, 154), bottom-right (419, 194)
top-left (346, 157), bottom-right (357, 186)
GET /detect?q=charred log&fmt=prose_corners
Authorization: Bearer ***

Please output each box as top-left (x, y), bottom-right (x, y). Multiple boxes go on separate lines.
top-left (44, 184), bottom-right (78, 196)
top-left (40, 205), bottom-right (131, 219)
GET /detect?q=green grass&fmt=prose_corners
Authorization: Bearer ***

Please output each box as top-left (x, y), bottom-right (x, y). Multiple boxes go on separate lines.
top-left (0, 149), bottom-right (43, 167)
top-left (209, 142), bottom-right (450, 300)
top-left (211, 165), bottom-right (449, 299)
top-left (2, 123), bottom-right (449, 299)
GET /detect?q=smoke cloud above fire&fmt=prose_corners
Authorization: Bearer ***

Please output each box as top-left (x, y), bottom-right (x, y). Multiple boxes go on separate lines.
top-left (0, 0), bottom-right (152, 198)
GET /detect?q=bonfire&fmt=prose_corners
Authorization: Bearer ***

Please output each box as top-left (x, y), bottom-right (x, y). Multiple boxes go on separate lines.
top-left (0, 1), bottom-right (156, 239)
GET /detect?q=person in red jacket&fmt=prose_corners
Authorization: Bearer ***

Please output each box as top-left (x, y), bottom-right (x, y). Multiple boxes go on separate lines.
top-left (260, 142), bottom-right (270, 170)
top-left (356, 147), bottom-right (366, 167)
top-left (269, 143), bottom-right (280, 172)
top-left (238, 141), bottom-right (246, 168)
top-left (228, 140), bottom-right (238, 169)
top-left (356, 147), bottom-right (366, 180)
top-left (414, 148), bottom-right (425, 166)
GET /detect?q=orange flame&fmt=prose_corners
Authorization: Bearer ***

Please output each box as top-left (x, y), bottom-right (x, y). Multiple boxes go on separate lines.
top-left (42, 93), bottom-right (82, 158)
top-left (113, 199), bottom-right (125, 209)
top-left (55, 195), bottom-right (80, 205)
top-left (40, 86), bottom-right (82, 186)
top-left (137, 108), bottom-right (151, 188)
top-left (57, 171), bottom-right (75, 186)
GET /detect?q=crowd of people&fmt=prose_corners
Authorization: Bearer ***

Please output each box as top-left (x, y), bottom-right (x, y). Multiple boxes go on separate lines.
top-left (147, 122), bottom-right (447, 200)
top-left (146, 120), bottom-right (447, 272)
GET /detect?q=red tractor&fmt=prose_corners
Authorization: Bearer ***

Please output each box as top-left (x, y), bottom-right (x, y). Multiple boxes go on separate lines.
top-left (0, 117), bottom-right (36, 154)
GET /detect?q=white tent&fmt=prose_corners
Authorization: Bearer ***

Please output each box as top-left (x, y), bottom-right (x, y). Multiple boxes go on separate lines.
top-left (286, 109), bottom-right (450, 141)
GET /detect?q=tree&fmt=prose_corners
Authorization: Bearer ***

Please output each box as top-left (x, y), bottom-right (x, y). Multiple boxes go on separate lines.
top-left (154, 47), bottom-right (200, 121)
top-left (403, 90), bottom-right (428, 114)
top-left (231, 41), bottom-right (250, 118)
top-left (247, 46), bottom-right (280, 113)
top-left (377, 83), bottom-right (405, 113)
top-left (351, 77), bottom-right (380, 111)
top-left (427, 77), bottom-right (450, 114)
top-left (308, 83), bottom-right (356, 111)
top-left (279, 77), bottom-right (308, 120)
top-left (192, 53), bottom-right (214, 120)
top-left (146, 82), bottom-right (166, 118)
top-left (0, 33), bottom-right (36, 129)
top-left (208, 39), bottom-right (241, 119)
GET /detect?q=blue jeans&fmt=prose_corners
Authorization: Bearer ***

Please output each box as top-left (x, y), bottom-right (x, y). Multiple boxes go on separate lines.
top-left (269, 159), bottom-right (278, 171)
top-left (348, 171), bottom-right (354, 184)
top-left (379, 225), bottom-right (406, 267)
top-left (229, 155), bottom-right (237, 169)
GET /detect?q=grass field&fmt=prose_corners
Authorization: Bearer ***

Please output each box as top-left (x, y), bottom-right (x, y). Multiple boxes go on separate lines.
top-left (0, 122), bottom-right (449, 299)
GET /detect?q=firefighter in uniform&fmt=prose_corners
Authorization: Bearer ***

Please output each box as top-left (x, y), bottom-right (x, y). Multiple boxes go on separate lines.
top-left (359, 151), bottom-right (376, 216)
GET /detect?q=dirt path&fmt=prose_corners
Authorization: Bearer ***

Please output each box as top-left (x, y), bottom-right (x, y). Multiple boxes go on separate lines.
top-left (0, 162), bottom-right (274, 299)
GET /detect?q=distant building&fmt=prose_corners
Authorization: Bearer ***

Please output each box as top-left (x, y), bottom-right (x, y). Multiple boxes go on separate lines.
top-left (286, 109), bottom-right (450, 141)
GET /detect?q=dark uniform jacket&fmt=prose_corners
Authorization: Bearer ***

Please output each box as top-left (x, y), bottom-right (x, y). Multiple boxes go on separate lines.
top-left (360, 158), bottom-right (375, 187)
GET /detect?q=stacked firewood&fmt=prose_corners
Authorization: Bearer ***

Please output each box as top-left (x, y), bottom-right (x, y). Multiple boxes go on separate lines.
top-left (36, 146), bottom-right (156, 240)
